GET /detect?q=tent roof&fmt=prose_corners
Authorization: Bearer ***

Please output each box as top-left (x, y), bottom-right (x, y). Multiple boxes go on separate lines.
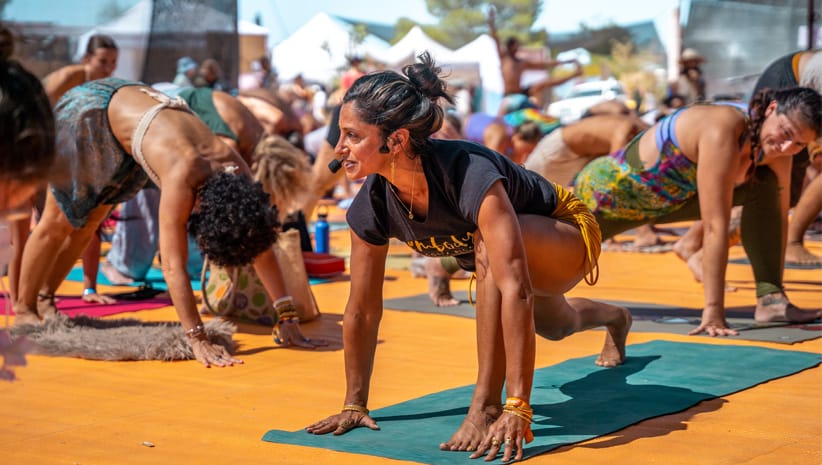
top-left (375, 25), bottom-right (454, 65)
top-left (271, 12), bottom-right (389, 83)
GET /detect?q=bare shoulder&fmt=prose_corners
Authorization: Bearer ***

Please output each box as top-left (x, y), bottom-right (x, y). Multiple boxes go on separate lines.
top-left (42, 65), bottom-right (86, 102)
top-left (42, 64), bottom-right (84, 85)
top-left (679, 105), bottom-right (745, 140)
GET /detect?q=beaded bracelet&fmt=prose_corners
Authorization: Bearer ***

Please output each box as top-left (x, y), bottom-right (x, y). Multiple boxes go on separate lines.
top-left (341, 404), bottom-right (369, 415)
top-left (185, 323), bottom-right (207, 341)
top-left (274, 299), bottom-right (300, 325)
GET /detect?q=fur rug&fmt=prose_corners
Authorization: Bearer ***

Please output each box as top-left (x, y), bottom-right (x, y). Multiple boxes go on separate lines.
top-left (10, 315), bottom-right (237, 361)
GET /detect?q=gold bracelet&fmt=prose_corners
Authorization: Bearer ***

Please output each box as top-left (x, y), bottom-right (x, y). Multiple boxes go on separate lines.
top-left (341, 404), bottom-right (369, 415)
top-left (502, 407), bottom-right (533, 423)
top-left (503, 397), bottom-right (533, 422)
top-left (502, 396), bottom-right (535, 443)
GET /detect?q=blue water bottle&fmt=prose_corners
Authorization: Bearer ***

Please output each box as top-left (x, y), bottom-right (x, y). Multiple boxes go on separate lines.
top-left (314, 208), bottom-right (330, 254)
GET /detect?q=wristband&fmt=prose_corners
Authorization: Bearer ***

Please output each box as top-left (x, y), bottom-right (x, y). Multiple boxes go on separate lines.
top-left (274, 298), bottom-right (300, 325)
top-left (185, 323), bottom-right (207, 341)
top-left (82, 288), bottom-right (96, 296)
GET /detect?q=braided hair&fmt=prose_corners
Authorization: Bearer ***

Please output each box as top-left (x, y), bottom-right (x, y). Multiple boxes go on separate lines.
top-left (343, 51), bottom-right (454, 156)
top-left (747, 86), bottom-right (822, 169)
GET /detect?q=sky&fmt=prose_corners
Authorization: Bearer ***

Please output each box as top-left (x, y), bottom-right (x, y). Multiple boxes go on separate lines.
top-left (4, 0), bottom-right (682, 47)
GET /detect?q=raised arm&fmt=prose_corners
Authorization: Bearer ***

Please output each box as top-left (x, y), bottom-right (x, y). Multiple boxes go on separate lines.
top-left (487, 6), bottom-right (504, 60)
top-left (305, 230), bottom-right (388, 435)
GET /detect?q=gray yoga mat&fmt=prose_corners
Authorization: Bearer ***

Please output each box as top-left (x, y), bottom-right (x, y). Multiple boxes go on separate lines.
top-left (382, 292), bottom-right (821, 344)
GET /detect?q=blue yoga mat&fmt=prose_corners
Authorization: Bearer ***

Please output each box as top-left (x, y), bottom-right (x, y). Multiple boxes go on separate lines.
top-left (66, 266), bottom-right (201, 292)
top-left (262, 340), bottom-right (820, 464)
top-left (67, 266), bottom-right (330, 292)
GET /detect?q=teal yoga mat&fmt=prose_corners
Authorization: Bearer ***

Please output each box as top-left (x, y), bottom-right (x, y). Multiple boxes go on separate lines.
top-left (66, 266), bottom-right (202, 291)
top-left (262, 340), bottom-right (820, 464)
top-left (66, 266), bottom-right (331, 292)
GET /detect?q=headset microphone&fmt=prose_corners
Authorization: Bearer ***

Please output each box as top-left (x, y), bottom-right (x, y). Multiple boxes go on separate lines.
top-left (327, 158), bottom-right (343, 173)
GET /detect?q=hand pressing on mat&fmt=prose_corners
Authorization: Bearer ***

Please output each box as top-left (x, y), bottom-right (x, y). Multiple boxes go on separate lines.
top-left (81, 290), bottom-right (116, 305)
top-left (273, 320), bottom-right (327, 349)
top-left (187, 325), bottom-right (242, 368)
top-left (305, 404), bottom-right (379, 435)
top-left (688, 306), bottom-right (739, 337)
top-left (470, 397), bottom-right (533, 463)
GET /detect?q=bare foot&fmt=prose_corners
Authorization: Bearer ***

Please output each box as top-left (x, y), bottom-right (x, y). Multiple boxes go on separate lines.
top-left (36, 293), bottom-right (59, 320)
top-left (633, 224), bottom-right (661, 248)
top-left (673, 244), bottom-right (704, 282)
top-left (12, 303), bottom-right (41, 326)
top-left (439, 405), bottom-right (501, 452)
top-left (754, 293), bottom-right (822, 323)
top-left (100, 261), bottom-right (135, 285)
top-left (596, 306), bottom-right (631, 367)
top-left (429, 275), bottom-right (459, 307)
top-left (784, 242), bottom-right (822, 266)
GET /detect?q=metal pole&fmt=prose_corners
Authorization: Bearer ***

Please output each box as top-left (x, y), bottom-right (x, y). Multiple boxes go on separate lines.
top-left (809, 0), bottom-right (816, 50)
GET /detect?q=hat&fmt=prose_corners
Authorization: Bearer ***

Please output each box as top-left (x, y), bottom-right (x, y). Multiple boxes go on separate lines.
top-left (679, 48), bottom-right (705, 63)
top-left (177, 56), bottom-right (197, 74)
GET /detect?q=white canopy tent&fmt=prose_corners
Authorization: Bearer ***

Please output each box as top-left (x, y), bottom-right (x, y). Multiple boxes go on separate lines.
top-left (450, 33), bottom-right (504, 114)
top-left (271, 12), bottom-right (390, 84)
top-left (373, 25), bottom-right (455, 65)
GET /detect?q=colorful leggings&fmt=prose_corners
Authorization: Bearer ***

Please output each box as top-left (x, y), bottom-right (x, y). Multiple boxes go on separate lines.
top-left (595, 166), bottom-right (784, 297)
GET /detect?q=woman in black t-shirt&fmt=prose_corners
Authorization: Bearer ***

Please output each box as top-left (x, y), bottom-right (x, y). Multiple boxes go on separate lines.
top-left (305, 53), bottom-right (631, 462)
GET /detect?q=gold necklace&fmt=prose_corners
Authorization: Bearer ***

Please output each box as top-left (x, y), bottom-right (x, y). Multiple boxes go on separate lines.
top-left (389, 157), bottom-right (418, 220)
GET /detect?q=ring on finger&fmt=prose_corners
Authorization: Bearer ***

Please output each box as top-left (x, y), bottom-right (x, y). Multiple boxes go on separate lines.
top-left (504, 437), bottom-right (513, 445)
top-left (491, 437), bottom-right (501, 447)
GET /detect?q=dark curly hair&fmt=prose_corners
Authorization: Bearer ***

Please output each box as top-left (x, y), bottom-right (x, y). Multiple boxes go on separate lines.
top-left (343, 51), bottom-right (454, 155)
top-left (187, 171), bottom-right (280, 267)
top-left (0, 26), bottom-right (55, 185)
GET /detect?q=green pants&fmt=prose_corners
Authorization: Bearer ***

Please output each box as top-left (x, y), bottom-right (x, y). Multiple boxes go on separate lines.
top-left (595, 166), bottom-right (784, 297)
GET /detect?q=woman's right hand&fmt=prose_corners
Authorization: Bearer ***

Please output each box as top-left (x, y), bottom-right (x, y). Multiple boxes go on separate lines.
top-left (305, 410), bottom-right (379, 435)
top-left (689, 307), bottom-right (739, 337)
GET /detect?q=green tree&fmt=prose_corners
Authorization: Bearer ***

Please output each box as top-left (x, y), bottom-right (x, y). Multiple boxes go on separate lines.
top-left (421, 0), bottom-right (544, 49)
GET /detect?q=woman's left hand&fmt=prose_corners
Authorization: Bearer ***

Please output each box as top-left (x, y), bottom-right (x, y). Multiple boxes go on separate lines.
top-left (82, 291), bottom-right (117, 304)
top-left (470, 412), bottom-right (530, 462)
top-left (274, 320), bottom-right (328, 349)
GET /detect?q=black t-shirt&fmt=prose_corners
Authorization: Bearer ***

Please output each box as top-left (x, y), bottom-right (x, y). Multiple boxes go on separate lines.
top-left (346, 139), bottom-right (557, 271)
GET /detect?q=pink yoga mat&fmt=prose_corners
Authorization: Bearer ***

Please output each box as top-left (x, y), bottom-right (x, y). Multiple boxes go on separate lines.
top-left (0, 294), bottom-right (172, 318)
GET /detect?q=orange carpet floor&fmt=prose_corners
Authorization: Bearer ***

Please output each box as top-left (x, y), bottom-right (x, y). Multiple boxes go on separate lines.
top-left (2, 217), bottom-right (820, 465)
